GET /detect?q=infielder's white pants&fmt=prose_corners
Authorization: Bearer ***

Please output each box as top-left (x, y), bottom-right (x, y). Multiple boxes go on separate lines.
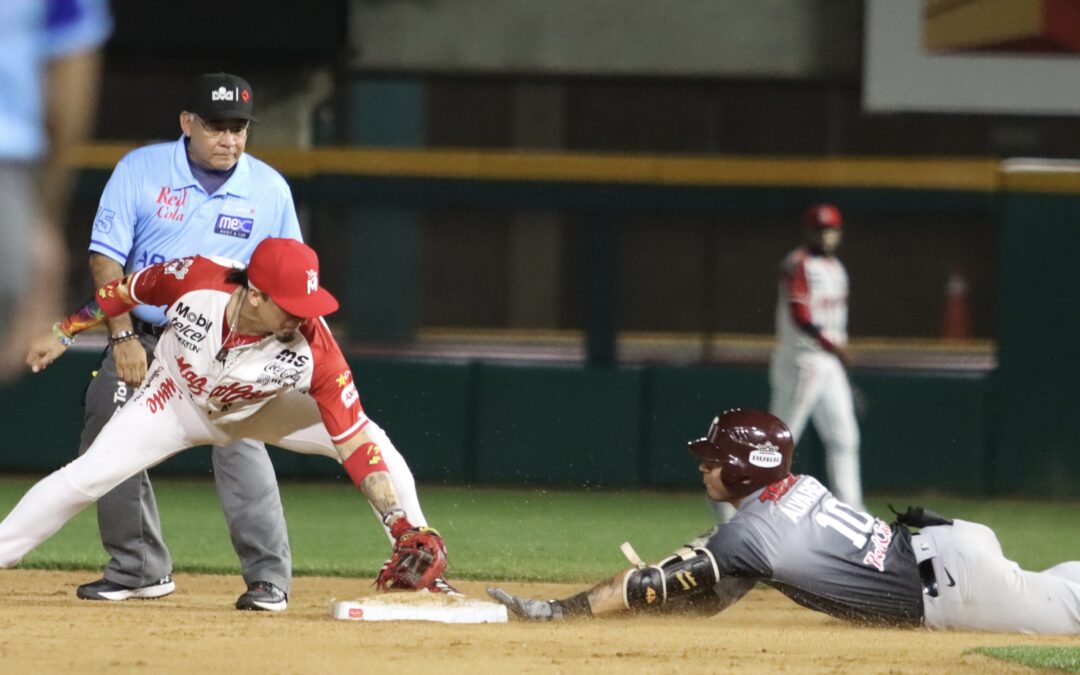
top-left (916, 520), bottom-right (1080, 634)
top-left (769, 350), bottom-right (862, 510)
top-left (0, 363), bottom-right (426, 568)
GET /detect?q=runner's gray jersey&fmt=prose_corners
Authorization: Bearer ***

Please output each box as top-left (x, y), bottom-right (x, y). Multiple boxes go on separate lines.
top-left (703, 475), bottom-right (923, 625)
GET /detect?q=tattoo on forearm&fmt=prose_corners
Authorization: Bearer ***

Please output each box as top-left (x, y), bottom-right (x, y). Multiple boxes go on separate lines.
top-left (359, 471), bottom-right (401, 517)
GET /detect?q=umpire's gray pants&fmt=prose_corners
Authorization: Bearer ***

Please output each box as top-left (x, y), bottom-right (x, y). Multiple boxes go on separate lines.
top-left (80, 331), bottom-right (291, 592)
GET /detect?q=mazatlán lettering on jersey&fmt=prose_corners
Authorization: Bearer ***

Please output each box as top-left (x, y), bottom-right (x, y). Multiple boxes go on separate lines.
top-left (175, 356), bottom-right (208, 396)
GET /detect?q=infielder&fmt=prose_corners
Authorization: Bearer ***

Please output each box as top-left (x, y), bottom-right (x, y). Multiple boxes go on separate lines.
top-left (489, 409), bottom-right (1080, 634)
top-left (769, 203), bottom-right (863, 510)
top-left (5, 238), bottom-right (452, 602)
top-left (76, 73), bottom-right (297, 610)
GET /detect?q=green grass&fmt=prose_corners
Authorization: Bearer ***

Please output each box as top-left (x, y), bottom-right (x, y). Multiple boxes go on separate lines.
top-left (2, 476), bottom-right (1080, 583)
top-left (969, 646), bottom-right (1080, 672)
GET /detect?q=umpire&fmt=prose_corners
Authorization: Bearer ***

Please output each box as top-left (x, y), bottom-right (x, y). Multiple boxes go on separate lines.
top-left (78, 73), bottom-right (297, 611)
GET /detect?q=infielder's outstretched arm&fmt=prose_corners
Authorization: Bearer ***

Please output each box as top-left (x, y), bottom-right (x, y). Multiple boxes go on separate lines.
top-left (25, 274), bottom-right (138, 372)
top-left (333, 430), bottom-right (406, 525)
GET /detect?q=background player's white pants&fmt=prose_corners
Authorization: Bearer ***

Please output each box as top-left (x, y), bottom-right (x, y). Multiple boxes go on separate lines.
top-left (769, 350), bottom-right (863, 510)
top-left (917, 520), bottom-right (1080, 634)
top-left (0, 364), bottom-right (426, 567)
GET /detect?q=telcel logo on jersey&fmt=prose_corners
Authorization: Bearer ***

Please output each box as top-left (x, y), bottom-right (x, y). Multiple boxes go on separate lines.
top-left (214, 214), bottom-right (254, 239)
top-left (172, 302), bottom-right (213, 350)
top-left (748, 441), bottom-right (783, 468)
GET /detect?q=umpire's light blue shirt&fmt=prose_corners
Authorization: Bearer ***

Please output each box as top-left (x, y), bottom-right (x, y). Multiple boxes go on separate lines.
top-left (89, 136), bottom-right (304, 325)
top-left (0, 0), bottom-right (112, 160)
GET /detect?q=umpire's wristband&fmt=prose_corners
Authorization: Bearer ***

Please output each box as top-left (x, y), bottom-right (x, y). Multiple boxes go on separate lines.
top-left (109, 330), bottom-right (138, 346)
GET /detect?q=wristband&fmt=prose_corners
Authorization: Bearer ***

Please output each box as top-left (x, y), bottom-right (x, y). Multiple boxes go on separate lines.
top-left (52, 322), bottom-right (75, 347)
top-left (109, 330), bottom-right (138, 346)
top-left (384, 511), bottom-right (414, 539)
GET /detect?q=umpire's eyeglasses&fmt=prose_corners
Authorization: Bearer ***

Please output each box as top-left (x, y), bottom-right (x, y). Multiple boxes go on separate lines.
top-left (194, 115), bottom-right (249, 140)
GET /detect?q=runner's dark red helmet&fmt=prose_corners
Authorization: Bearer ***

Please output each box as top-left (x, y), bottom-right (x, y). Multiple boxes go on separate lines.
top-left (688, 409), bottom-right (794, 497)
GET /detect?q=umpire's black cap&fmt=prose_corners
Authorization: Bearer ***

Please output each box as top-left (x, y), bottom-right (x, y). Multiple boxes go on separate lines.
top-left (185, 73), bottom-right (257, 122)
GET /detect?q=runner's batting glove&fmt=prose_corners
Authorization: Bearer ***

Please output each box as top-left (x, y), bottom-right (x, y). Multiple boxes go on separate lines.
top-left (486, 588), bottom-right (564, 621)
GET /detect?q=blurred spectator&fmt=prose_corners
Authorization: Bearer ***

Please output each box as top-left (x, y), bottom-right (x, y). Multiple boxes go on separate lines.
top-left (0, 0), bottom-right (112, 379)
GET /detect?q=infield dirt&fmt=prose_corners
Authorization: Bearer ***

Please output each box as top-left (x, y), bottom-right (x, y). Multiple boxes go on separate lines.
top-left (0, 569), bottom-right (1066, 673)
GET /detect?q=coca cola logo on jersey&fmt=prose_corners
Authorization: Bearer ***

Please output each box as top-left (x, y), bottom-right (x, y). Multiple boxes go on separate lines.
top-left (257, 362), bottom-right (302, 387)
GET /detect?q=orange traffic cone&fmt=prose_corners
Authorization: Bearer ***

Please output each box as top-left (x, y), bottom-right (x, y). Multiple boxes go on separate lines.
top-left (942, 267), bottom-right (972, 339)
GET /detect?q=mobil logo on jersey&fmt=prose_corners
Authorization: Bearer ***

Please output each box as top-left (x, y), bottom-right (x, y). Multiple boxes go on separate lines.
top-left (214, 213), bottom-right (254, 239)
top-left (748, 441), bottom-right (783, 467)
top-left (172, 301), bottom-right (213, 350)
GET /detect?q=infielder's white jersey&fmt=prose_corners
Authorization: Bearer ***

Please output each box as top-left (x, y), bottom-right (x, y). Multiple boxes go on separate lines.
top-left (775, 247), bottom-right (848, 354)
top-left (123, 255), bottom-right (366, 441)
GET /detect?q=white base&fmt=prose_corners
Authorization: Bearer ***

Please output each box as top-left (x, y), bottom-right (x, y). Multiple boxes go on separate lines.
top-left (330, 592), bottom-right (508, 624)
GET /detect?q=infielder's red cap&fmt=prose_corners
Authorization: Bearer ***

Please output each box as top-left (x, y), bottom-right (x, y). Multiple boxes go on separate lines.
top-left (802, 203), bottom-right (843, 229)
top-left (247, 239), bottom-right (339, 318)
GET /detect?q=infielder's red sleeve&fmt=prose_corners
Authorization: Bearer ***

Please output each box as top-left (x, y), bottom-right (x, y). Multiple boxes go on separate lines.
top-left (784, 256), bottom-right (810, 305)
top-left (304, 319), bottom-right (369, 446)
top-left (785, 256), bottom-right (836, 352)
top-left (128, 256), bottom-right (233, 308)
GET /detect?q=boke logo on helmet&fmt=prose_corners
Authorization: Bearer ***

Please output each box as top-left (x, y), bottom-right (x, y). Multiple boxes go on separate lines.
top-left (748, 441), bottom-right (783, 468)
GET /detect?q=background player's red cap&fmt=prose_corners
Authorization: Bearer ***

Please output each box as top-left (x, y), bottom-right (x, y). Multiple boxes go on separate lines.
top-left (247, 239), bottom-right (339, 318)
top-left (802, 203), bottom-right (843, 229)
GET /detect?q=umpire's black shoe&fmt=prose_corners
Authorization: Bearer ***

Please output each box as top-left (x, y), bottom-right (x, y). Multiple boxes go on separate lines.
top-left (76, 574), bottom-right (175, 601)
top-left (235, 581), bottom-right (288, 612)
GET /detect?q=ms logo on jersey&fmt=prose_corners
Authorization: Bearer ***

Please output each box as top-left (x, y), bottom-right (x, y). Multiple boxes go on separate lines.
top-left (748, 441), bottom-right (783, 468)
top-left (214, 214), bottom-right (254, 239)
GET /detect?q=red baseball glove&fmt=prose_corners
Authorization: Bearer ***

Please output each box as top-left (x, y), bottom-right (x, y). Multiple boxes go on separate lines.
top-left (375, 525), bottom-right (448, 591)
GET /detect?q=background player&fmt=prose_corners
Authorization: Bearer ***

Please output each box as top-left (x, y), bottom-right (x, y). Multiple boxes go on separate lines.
top-left (76, 72), bottom-right (299, 610)
top-left (769, 203), bottom-right (863, 511)
top-left (6, 238), bottom-right (449, 600)
top-left (488, 409), bottom-right (1080, 634)
top-left (0, 0), bottom-right (111, 380)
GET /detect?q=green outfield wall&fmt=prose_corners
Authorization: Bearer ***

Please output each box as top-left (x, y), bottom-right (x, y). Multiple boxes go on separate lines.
top-left (0, 353), bottom-right (991, 494)
top-left (24, 151), bottom-right (1078, 497)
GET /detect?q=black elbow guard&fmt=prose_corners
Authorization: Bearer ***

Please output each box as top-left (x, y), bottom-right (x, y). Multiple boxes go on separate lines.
top-left (622, 546), bottom-right (719, 612)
